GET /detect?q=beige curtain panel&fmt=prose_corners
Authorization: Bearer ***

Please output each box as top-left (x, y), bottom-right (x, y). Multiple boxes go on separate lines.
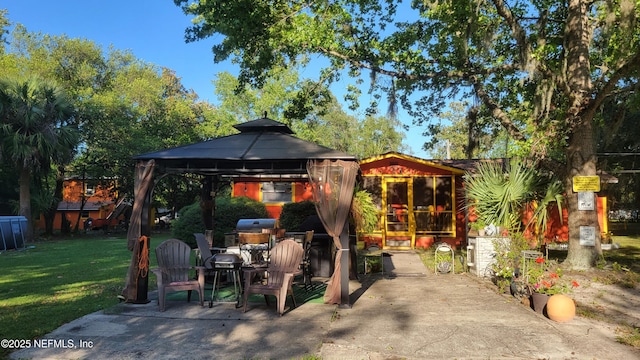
top-left (307, 159), bottom-right (359, 304)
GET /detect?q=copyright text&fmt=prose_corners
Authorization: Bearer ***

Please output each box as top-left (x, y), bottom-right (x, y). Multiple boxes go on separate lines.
top-left (1, 338), bottom-right (94, 349)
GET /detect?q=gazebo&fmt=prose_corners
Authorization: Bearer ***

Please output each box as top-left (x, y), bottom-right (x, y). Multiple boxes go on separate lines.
top-left (122, 117), bottom-right (359, 308)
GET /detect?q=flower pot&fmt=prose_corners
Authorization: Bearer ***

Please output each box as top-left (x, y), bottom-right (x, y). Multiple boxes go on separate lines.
top-left (530, 292), bottom-right (549, 314)
top-left (546, 294), bottom-right (576, 322)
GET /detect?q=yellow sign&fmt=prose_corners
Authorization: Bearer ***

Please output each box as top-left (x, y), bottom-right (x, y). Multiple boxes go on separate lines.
top-left (573, 176), bottom-right (600, 192)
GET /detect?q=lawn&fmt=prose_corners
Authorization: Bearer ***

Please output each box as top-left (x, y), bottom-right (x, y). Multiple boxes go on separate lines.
top-left (604, 222), bottom-right (640, 272)
top-left (0, 232), bottom-right (170, 359)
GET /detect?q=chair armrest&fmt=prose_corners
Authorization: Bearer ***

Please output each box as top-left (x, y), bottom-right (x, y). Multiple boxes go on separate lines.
top-left (283, 272), bottom-right (295, 284)
top-left (193, 266), bottom-right (206, 290)
top-left (243, 267), bottom-right (267, 288)
top-left (150, 268), bottom-right (164, 287)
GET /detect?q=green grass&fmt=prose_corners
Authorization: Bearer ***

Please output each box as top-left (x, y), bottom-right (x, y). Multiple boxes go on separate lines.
top-left (0, 232), bottom-right (170, 359)
top-left (603, 222), bottom-right (640, 272)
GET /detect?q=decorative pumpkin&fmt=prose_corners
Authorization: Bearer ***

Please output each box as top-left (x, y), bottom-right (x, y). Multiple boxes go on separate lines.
top-left (546, 294), bottom-right (576, 322)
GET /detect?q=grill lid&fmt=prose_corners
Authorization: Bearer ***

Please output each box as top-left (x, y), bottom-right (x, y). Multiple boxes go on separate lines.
top-left (211, 253), bottom-right (243, 269)
top-left (212, 253), bottom-right (243, 264)
top-left (235, 218), bottom-right (277, 232)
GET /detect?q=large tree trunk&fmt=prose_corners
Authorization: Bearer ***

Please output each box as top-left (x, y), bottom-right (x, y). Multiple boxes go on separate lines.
top-left (564, 117), bottom-right (600, 269)
top-left (562, 0), bottom-right (599, 270)
top-left (19, 167), bottom-right (34, 242)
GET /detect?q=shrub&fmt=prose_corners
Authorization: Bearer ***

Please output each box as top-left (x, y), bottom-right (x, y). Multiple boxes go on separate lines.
top-left (170, 203), bottom-right (205, 248)
top-left (279, 200), bottom-right (318, 230)
top-left (171, 196), bottom-right (269, 248)
top-left (351, 188), bottom-right (379, 233)
top-left (212, 196), bottom-right (269, 245)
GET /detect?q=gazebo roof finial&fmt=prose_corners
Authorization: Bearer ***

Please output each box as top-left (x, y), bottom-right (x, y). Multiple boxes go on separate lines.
top-left (233, 116), bottom-right (294, 134)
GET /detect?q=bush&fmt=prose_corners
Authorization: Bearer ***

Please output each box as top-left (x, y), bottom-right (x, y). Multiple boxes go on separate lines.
top-left (279, 201), bottom-right (318, 230)
top-left (171, 196), bottom-right (269, 248)
top-left (170, 203), bottom-right (205, 248)
top-left (212, 196), bottom-right (269, 245)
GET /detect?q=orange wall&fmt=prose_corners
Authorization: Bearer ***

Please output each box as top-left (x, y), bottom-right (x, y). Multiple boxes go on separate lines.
top-left (470, 195), bottom-right (608, 243)
top-left (530, 196), bottom-right (607, 242)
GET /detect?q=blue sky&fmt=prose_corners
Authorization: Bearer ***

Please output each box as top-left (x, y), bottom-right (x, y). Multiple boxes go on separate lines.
top-left (4, 0), bottom-right (430, 157)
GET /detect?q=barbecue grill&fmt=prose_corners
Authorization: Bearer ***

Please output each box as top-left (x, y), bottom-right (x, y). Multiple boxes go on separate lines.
top-left (231, 218), bottom-right (278, 264)
top-left (211, 253), bottom-right (243, 269)
top-left (235, 218), bottom-right (277, 233)
top-left (209, 253), bottom-right (243, 308)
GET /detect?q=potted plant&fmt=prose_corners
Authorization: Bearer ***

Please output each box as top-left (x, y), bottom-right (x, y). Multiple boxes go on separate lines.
top-left (469, 218), bottom-right (487, 237)
top-left (524, 256), bottom-right (579, 318)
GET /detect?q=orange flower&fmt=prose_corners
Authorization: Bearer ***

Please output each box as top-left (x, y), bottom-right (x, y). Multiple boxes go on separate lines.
top-left (535, 257), bottom-right (545, 263)
top-left (572, 281), bottom-right (580, 288)
top-left (549, 273), bottom-right (559, 279)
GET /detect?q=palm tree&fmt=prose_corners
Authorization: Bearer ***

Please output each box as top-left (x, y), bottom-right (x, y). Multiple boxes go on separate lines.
top-left (0, 76), bottom-right (79, 241)
top-left (465, 158), bottom-right (564, 241)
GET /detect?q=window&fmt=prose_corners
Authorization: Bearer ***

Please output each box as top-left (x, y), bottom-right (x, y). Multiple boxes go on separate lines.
top-left (413, 176), bottom-right (454, 234)
top-left (261, 182), bottom-right (292, 203)
top-left (85, 183), bottom-right (95, 196)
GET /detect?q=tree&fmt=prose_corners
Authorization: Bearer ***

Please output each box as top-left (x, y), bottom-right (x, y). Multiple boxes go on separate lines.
top-left (0, 9), bottom-right (9, 51)
top-left (427, 101), bottom-right (504, 159)
top-left (175, 0), bottom-right (640, 270)
top-left (0, 76), bottom-right (79, 241)
top-left (4, 25), bottom-right (213, 219)
top-left (212, 68), bottom-right (405, 158)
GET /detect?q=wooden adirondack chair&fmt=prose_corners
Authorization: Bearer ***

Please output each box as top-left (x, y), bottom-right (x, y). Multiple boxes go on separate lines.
top-left (151, 238), bottom-right (205, 311)
top-left (242, 239), bottom-right (304, 315)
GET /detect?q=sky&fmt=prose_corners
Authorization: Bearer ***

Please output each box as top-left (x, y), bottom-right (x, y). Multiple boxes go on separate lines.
top-left (3, 0), bottom-right (430, 158)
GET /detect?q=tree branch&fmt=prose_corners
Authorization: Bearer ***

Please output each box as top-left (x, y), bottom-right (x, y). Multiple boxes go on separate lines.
top-left (470, 77), bottom-right (526, 142)
top-left (316, 47), bottom-right (519, 81)
top-left (491, 0), bottom-right (533, 69)
top-left (587, 50), bottom-right (640, 117)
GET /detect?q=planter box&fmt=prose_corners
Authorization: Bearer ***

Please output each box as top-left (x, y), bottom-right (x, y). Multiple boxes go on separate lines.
top-left (466, 236), bottom-right (510, 277)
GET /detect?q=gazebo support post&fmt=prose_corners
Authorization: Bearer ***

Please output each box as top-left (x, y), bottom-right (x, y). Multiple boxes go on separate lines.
top-left (339, 219), bottom-right (351, 309)
top-left (134, 186), bottom-right (152, 303)
top-left (201, 177), bottom-right (214, 230)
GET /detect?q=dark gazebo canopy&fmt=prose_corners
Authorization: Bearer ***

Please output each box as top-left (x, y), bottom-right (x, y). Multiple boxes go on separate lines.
top-left (134, 117), bottom-right (357, 177)
top-left (123, 117), bottom-right (358, 307)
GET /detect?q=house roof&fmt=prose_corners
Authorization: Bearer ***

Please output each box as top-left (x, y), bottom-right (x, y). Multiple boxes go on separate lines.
top-left (432, 158), bottom-right (508, 174)
top-left (57, 201), bottom-right (111, 211)
top-left (359, 152), bottom-right (466, 175)
top-left (134, 117), bottom-right (357, 177)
